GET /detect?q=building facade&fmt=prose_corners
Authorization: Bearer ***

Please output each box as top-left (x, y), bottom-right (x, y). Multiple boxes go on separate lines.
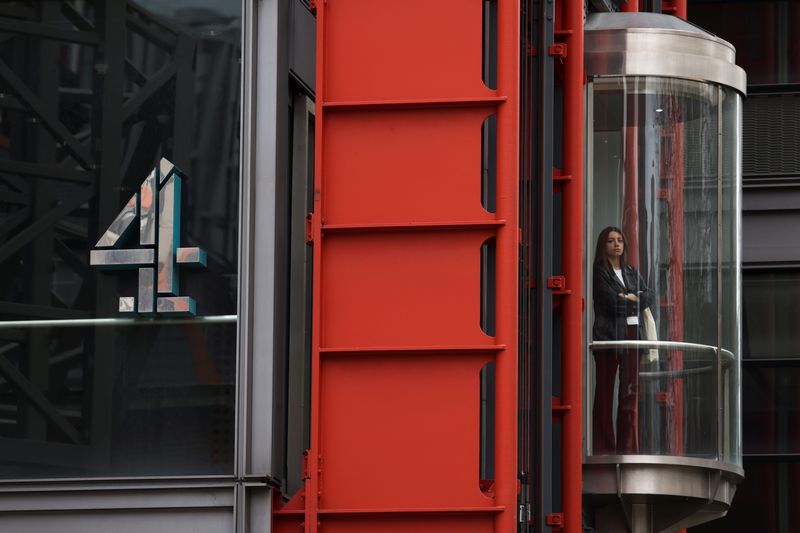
top-left (0, 0), bottom-right (797, 532)
top-left (0, 1), bottom-right (313, 531)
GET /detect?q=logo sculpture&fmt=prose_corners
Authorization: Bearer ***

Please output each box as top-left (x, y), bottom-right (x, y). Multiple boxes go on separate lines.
top-left (90, 158), bottom-right (206, 315)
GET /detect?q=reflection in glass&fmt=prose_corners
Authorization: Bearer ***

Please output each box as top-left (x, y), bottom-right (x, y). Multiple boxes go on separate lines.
top-left (689, 461), bottom-right (800, 533)
top-left (0, 0), bottom-right (241, 477)
top-left (587, 77), bottom-right (741, 465)
top-left (691, 0), bottom-right (800, 86)
top-left (96, 193), bottom-right (140, 249)
top-left (743, 272), bottom-right (800, 359)
top-left (742, 366), bottom-right (800, 455)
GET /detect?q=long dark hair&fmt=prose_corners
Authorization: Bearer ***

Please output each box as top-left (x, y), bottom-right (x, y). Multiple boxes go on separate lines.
top-left (593, 226), bottom-right (628, 271)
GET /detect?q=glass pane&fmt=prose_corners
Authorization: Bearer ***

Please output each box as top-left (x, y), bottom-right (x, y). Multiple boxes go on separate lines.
top-left (743, 272), bottom-right (800, 359)
top-left (588, 77), bottom-right (741, 462)
top-left (0, 1), bottom-right (240, 477)
top-left (688, 461), bottom-right (800, 533)
top-left (742, 366), bottom-right (800, 455)
top-left (721, 87), bottom-right (742, 464)
top-left (691, 0), bottom-right (800, 86)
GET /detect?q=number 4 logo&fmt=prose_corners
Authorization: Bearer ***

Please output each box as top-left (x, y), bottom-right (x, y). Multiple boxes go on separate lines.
top-left (90, 158), bottom-right (206, 316)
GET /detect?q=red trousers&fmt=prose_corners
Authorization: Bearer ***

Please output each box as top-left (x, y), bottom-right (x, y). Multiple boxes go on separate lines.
top-left (592, 325), bottom-right (639, 455)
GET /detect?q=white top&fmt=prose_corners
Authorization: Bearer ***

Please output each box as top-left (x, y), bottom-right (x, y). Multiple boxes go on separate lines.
top-left (613, 268), bottom-right (625, 286)
top-left (614, 268), bottom-right (639, 326)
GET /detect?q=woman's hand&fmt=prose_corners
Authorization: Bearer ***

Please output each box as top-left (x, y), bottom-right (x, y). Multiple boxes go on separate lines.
top-left (619, 292), bottom-right (638, 302)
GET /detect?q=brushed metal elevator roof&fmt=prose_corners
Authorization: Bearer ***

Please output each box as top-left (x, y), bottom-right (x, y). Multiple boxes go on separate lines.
top-left (585, 12), bottom-right (747, 94)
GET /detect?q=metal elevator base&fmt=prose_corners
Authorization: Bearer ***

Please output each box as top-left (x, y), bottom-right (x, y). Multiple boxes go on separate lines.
top-left (584, 456), bottom-right (743, 533)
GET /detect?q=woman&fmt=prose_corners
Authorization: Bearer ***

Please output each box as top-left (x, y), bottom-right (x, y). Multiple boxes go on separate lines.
top-left (592, 226), bottom-right (651, 454)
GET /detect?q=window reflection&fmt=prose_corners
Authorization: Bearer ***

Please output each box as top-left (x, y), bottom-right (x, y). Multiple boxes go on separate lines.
top-left (690, 461), bottom-right (800, 533)
top-left (0, 0), bottom-right (240, 477)
top-left (741, 365), bottom-right (800, 455)
top-left (691, 0), bottom-right (800, 86)
top-left (743, 272), bottom-right (800, 359)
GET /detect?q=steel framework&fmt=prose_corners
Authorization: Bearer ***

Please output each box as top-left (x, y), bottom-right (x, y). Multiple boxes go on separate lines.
top-left (273, 0), bottom-right (519, 531)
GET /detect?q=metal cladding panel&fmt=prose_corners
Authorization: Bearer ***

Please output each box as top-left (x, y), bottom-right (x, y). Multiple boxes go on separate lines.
top-left (323, 0), bottom-right (491, 101)
top-left (272, 1), bottom-right (519, 531)
top-left (320, 231), bottom-right (495, 348)
top-left (322, 109), bottom-right (491, 225)
top-left (319, 352), bottom-right (493, 508)
top-left (0, 509), bottom-right (233, 533)
top-left (318, 515), bottom-right (497, 532)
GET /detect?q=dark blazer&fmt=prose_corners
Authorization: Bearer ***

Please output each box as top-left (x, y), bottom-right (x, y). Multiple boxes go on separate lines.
top-left (592, 264), bottom-right (652, 341)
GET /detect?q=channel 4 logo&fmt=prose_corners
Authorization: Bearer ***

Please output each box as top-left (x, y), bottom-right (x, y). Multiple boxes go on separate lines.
top-left (89, 158), bottom-right (206, 316)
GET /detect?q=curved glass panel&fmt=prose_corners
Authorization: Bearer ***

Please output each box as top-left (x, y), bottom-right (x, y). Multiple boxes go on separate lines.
top-left (721, 86), bottom-right (743, 465)
top-left (586, 76), bottom-right (742, 466)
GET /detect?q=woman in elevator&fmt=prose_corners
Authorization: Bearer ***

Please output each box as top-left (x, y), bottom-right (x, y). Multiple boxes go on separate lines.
top-left (592, 226), bottom-right (652, 455)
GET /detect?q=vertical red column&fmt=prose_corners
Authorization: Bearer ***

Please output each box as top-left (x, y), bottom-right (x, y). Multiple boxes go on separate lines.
top-left (275, 2), bottom-right (519, 532)
top-left (559, 0), bottom-right (584, 531)
top-left (666, 0), bottom-right (688, 460)
top-left (666, 13), bottom-right (687, 533)
top-left (665, 118), bottom-right (685, 455)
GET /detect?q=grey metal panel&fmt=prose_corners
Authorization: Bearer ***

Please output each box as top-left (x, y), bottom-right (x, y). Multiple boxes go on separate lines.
top-left (236, 0), bottom-right (258, 483)
top-left (244, 485), bottom-right (272, 533)
top-left (249, 0), bottom-right (281, 478)
top-left (289, 0), bottom-right (315, 94)
top-left (236, 0), bottom-right (284, 483)
top-left (285, 94), bottom-right (315, 497)
top-left (534, 0), bottom-right (556, 529)
top-left (0, 508), bottom-right (233, 533)
top-left (742, 210), bottom-right (800, 263)
top-left (742, 94), bottom-right (800, 178)
top-left (742, 187), bottom-right (800, 212)
top-left (267, 0), bottom-right (292, 485)
top-left (0, 487), bottom-right (234, 512)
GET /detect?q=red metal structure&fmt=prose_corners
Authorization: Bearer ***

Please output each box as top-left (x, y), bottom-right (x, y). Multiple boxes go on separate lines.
top-left (272, 1), bottom-right (699, 532)
top-left (558, 0), bottom-right (585, 531)
top-left (274, 1), bottom-right (519, 531)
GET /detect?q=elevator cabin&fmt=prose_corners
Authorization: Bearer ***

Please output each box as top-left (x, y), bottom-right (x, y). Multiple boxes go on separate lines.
top-left (582, 13), bottom-right (746, 533)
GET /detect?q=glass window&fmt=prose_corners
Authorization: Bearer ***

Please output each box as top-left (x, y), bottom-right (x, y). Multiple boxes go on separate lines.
top-left (742, 272), bottom-right (800, 359)
top-left (691, 0), bottom-right (800, 86)
top-left (0, 0), bottom-right (240, 477)
top-left (690, 461), bottom-right (800, 532)
top-left (741, 366), bottom-right (800, 454)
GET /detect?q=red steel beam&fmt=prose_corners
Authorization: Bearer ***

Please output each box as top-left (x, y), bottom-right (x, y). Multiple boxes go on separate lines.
top-left (276, 3), bottom-right (520, 533)
top-left (494, 3), bottom-right (520, 532)
top-left (560, 0), bottom-right (584, 530)
top-left (304, 0), bottom-right (326, 529)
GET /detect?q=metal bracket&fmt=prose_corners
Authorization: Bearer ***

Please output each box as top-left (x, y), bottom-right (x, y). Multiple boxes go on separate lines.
top-left (548, 43), bottom-right (567, 58)
top-left (306, 213), bottom-right (314, 244)
top-left (546, 512), bottom-right (564, 527)
top-left (302, 450), bottom-right (310, 480)
top-left (553, 167), bottom-right (572, 182)
top-left (547, 275), bottom-right (571, 295)
top-left (552, 395), bottom-right (573, 415)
